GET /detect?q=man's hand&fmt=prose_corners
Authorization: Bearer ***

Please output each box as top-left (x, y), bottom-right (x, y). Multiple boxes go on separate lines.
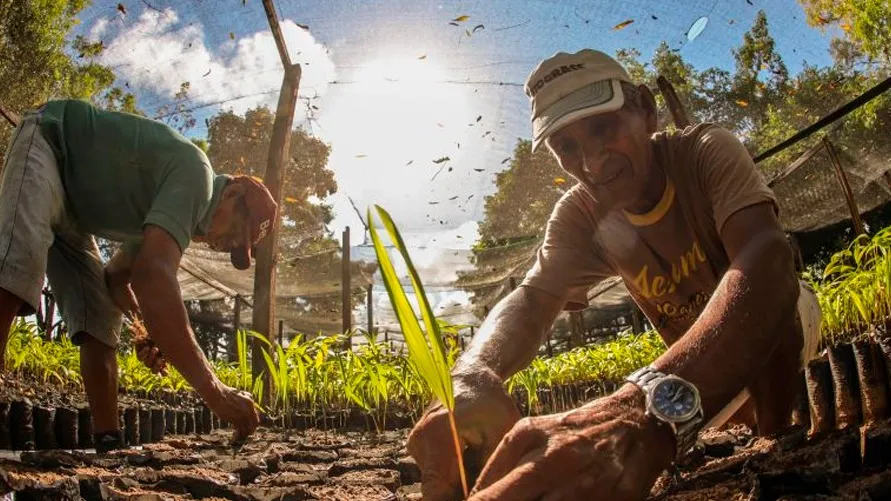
top-left (468, 384), bottom-right (676, 501)
top-left (203, 382), bottom-right (260, 442)
top-left (407, 367), bottom-right (522, 501)
top-left (136, 340), bottom-right (168, 375)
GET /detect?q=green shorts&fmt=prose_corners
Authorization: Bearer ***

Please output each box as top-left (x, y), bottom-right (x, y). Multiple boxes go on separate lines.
top-left (0, 110), bottom-right (121, 347)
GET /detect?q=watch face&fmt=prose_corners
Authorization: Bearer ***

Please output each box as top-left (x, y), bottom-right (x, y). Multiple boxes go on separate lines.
top-left (651, 378), bottom-right (699, 421)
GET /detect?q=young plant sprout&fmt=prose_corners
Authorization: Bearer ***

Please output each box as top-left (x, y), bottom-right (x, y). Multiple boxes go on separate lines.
top-left (367, 204), bottom-right (469, 498)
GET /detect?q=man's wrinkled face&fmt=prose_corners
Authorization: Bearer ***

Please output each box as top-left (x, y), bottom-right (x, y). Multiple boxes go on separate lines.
top-left (545, 105), bottom-right (655, 210)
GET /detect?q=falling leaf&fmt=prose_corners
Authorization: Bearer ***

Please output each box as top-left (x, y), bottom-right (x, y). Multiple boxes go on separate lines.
top-left (467, 195), bottom-right (474, 201)
top-left (476, 115), bottom-right (482, 122)
top-left (651, 15), bottom-right (658, 20)
top-left (448, 167), bottom-right (453, 172)
top-left (686, 16), bottom-right (708, 41)
top-left (736, 100), bottom-right (749, 107)
top-left (465, 29), bottom-right (471, 37)
top-left (613, 19), bottom-right (634, 31)
top-left (449, 196), bottom-right (459, 201)
top-left (746, 0), bottom-right (753, 5)
top-left (433, 156), bottom-right (450, 164)
top-left (472, 24), bottom-right (485, 33)
top-left (284, 197), bottom-right (298, 203)
top-left (405, 160), bottom-right (414, 166)
top-left (418, 54), bottom-right (427, 60)
top-left (453, 15), bottom-right (470, 22)
top-left (501, 157), bottom-right (510, 164)
top-left (473, 168), bottom-right (485, 172)
top-left (296, 23), bottom-right (310, 30)
top-left (729, 19), bottom-right (735, 25)
top-left (229, 32), bottom-right (235, 40)
top-left (457, 143), bottom-right (461, 149)
top-left (482, 131), bottom-right (491, 138)
top-left (554, 177), bottom-right (567, 185)
top-left (117, 3), bottom-right (127, 15)
top-left (428, 201), bottom-right (440, 205)
top-left (203, 68), bottom-right (211, 77)
top-left (355, 154), bottom-right (367, 158)
top-left (449, 22), bottom-right (460, 26)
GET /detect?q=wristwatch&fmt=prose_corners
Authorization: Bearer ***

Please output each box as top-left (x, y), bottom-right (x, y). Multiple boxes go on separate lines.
top-left (626, 366), bottom-right (704, 462)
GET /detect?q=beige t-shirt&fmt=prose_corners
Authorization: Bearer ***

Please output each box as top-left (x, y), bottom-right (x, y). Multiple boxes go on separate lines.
top-left (521, 124), bottom-right (779, 342)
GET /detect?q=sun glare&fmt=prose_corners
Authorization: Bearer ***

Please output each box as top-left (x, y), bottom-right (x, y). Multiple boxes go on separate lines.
top-left (320, 54), bottom-right (478, 227)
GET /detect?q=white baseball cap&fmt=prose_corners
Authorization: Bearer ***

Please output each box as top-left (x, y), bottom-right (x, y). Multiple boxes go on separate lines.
top-left (525, 49), bottom-right (633, 152)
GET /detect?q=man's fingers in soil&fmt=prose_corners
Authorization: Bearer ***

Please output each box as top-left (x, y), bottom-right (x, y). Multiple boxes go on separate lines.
top-left (420, 469), bottom-right (465, 501)
top-left (471, 420), bottom-right (545, 493)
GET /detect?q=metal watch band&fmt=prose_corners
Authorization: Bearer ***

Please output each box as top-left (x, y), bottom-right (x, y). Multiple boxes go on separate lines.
top-left (626, 366), bottom-right (703, 461)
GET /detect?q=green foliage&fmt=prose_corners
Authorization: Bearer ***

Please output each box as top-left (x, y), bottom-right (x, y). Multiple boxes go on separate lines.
top-left (808, 225), bottom-right (891, 345)
top-left (800, 0), bottom-right (891, 63)
top-left (206, 106), bottom-right (337, 259)
top-left (0, 0), bottom-right (138, 144)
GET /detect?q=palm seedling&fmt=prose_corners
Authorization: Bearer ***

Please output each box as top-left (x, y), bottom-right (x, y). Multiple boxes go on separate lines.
top-left (368, 204), bottom-right (469, 498)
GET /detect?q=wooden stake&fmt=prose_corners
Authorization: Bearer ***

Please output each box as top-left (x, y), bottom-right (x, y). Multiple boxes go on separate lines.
top-left (230, 295), bottom-right (241, 362)
top-left (656, 76), bottom-right (690, 128)
top-left (631, 307), bottom-right (643, 335)
top-left (278, 319), bottom-right (284, 346)
top-left (342, 226), bottom-right (352, 348)
top-left (0, 103), bottom-right (19, 128)
top-left (250, 55), bottom-right (302, 403)
top-left (366, 285), bottom-right (373, 335)
top-left (823, 137), bottom-right (865, 236)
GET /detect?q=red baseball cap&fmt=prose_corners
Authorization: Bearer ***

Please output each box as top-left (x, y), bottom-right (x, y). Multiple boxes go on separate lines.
top-left (229, 175), bottom-right (277, 270)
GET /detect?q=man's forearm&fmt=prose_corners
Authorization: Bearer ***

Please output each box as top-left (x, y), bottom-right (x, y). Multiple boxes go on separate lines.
top-left (455, 286), bottom-right (564, 382)
top-left (648, 230), bottom-right (800, 422)
top-left (131, 262), bottom-right (220, 396)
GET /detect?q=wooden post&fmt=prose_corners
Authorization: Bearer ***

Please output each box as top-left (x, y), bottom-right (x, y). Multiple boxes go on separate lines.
top-left (569, 311), bottom-right (585, 348)
top-left (656, 76), bottom-right (691, 128)
top-left (278, 319), bottom-right (284, 346)
top-left (229, 295), bottom-right (242, 362)
top-left (250, 32), bottom-right (302, 402)
top-left (631, 307), bottom-right (643, 335)
top-left (366, 285), bottom-right (373, 335)
top-left (44, 292), bottom-right (55, 341)
top-left (0, 103), bottom-right (19, 128)
top-left (342, 226), bottom-right (352, 348)
top-left (823, 137), bottom-right (865, 236)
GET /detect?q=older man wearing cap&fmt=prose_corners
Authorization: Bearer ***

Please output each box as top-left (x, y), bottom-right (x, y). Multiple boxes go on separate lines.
top-left (0, 99), bottom-right (277, 451)
top-left (406, 49), bottom-right (822, 500)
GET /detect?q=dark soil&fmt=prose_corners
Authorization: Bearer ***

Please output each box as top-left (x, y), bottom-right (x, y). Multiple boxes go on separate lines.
top-left (0, 420), bottom-right (888, 500)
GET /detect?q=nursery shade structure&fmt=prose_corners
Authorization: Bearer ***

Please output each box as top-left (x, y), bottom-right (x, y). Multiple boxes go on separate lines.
top-left (4, 0), bottom-right (891, 341)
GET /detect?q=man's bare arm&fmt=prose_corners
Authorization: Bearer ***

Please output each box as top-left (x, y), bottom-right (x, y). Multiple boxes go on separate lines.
top-left (129, 225), bottom-right (221, 397)
top-left (454, 285), bottom-right (567, 382)
top-left (648, 202), bottom-right (800, 423)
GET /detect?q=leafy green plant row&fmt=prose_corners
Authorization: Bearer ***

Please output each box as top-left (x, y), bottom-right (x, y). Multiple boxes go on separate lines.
top-left (3, 316), bottom-right (662, 425)
top-left (806, 225), bottom-right (891, 346)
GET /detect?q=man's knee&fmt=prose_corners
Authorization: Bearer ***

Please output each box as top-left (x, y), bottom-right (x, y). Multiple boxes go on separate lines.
top-left (78, 333), bottom-right (116, 363)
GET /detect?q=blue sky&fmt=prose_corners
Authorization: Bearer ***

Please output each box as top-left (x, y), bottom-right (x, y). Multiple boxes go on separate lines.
top-left (71, 0), bottom-right (841, 319)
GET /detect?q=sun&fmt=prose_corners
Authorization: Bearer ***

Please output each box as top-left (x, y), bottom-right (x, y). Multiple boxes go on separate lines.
top-left (320, 54), bottom-right (477, 208)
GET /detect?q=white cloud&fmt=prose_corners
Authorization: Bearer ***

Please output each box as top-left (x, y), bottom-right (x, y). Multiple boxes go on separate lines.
top-left (91, 8), bottom-right (336, 118)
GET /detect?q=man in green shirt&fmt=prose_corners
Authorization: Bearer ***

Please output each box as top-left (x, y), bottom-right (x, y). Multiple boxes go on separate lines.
top-left (0, 99), bottom-right (277, 451)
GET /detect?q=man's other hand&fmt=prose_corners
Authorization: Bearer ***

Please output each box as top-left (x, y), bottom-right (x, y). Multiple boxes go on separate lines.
top-left (468, 384), bottom-right (676, 501)
top-left (407, 368), bottom-right (521, 501)
top-left (205, 383), bottom-right (260, 442)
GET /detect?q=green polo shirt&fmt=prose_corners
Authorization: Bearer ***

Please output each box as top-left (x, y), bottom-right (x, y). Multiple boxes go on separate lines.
top-left (37, 99), bottom-right (227, 255)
